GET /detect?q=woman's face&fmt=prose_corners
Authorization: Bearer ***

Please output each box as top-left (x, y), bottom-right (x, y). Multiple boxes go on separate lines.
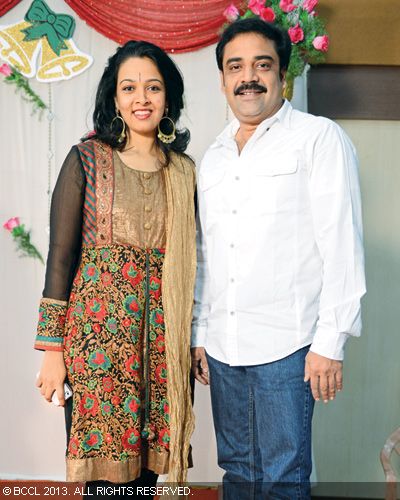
top-left (115, 56), bottom-right (166, 139)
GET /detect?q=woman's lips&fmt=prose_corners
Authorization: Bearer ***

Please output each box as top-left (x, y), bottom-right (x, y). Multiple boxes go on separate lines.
top-left (133, 110), bottom-right (152, 120)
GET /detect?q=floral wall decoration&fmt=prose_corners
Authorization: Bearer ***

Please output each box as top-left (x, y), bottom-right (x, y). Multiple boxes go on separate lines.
top-left (0, 0), bottom-right (93, 83)
top-left (3, 217), bottom-right (44, 264)
top-left (223, 0), bottom-right (329, 99)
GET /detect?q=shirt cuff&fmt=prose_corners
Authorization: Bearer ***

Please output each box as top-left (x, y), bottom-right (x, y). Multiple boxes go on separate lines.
top-left (310, 328), bottom-right (350, 360)
top-left (34, 298), bottom-right (68, 351)
top-left (191, 324), bottom-right (207, 348)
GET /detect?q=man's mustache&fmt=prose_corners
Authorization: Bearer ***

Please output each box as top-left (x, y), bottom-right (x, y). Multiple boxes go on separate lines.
top-left (234, 82), bottom-right (267, 96)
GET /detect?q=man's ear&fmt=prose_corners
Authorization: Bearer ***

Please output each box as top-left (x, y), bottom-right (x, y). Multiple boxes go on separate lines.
top-left (220, 70), bottom-right (226, 95)
top-left (280, 69), bottom-right (287, 82)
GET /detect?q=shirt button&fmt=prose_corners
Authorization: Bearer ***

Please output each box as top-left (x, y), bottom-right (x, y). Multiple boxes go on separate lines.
top-left (230, 243), bottom-right (234, 248)
top-left (235, 176), bottom-right (240, 181)
top-left (144, 189), bottom-right (153, 195)
top-left (230, 311), bottom-right (235, 316)
top-left (232, 209), bottom-right (237, 214)
top-left (230, 278), bottom-right (235, 283)
top-left (144, 222), bottom-right (151, 230)
top-left (143, 172), bottom-right (151, 179)
top-left (144, 206), bottom-right (152, 213)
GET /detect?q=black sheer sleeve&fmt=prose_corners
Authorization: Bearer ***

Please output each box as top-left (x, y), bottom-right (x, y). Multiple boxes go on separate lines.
top-left (43, 146), bottom-right (85, 300)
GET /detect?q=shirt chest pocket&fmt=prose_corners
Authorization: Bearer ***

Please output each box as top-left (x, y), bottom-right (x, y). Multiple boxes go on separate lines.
top-left (252, 156), bottom-right (300, 215)
top-left (198, 168), bottom-right (227, 215)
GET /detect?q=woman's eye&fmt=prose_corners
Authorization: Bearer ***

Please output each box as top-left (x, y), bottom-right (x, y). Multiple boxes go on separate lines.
top-left (148, 85), bottom-right (161, 92)
top-left (122, 85), bottom-right (134, 92)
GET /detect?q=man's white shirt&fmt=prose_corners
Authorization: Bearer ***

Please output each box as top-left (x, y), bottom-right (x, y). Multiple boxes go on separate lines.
top-left (192, 100), bottom-right (366, 366)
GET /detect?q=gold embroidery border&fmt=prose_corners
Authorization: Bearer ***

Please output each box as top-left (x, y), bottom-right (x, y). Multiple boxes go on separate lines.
top-left (94, 141), bottom-right (114, 245)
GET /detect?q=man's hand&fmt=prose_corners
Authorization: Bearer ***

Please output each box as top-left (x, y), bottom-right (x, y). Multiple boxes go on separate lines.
top-left (191, 347), bottom-right (209, 385)
top-left (304, 351), bottom-right (343, 403)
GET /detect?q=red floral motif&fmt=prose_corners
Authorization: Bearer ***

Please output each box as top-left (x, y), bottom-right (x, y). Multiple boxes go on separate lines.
top-left (155, 335), bottom-right (165, 354)
top-left (101, 272), bottom-right (113, 286)
top-left (105, 433), bottom-right (113, 444)
top-left (103, 376), bottom-right (114, 392)
top-left (73, 357), bottom-right (85, 374)
top-left (122, 262), bottom-right (143, 287)
top-left (122, 428), bottom-right (141, 451)
top-left (68, 437), bottom-right (79, 456)
top-left (125, 354), bottom-right (140, 376)
top-left (86, 298), bottom-right (107, 321)
top-left (149, 276), bottom-right (162, 300)
top-left (79, 393), bottom-right (99, 416)
top-left (64, 335), bottom-right (72, 350)
top-left (111, 395), bottom-right (121, 405)
top-left (155, 363), bottom-right (167, 384)
top-left (123, 318), bottom-right (131, 327)
top-left (158, 428), bottom-right (170, 449)
top-left (93, 323), bottom-right (101, 333)
top-left (58, 314), bottom-right (66, 327)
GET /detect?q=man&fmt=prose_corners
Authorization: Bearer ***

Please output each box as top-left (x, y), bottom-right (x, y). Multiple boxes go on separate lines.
top-left (191, 18), bottom-right (366, 500)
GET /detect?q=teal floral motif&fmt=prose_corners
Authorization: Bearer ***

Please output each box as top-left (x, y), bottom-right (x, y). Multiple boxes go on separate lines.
top-left (72, 302), bottom-right (84, 318)
top-left (108, 303), bottom-right (115, 313)
top-left (106, 317), bottom-right (118, 334)
top-left (83, 263), bottom-right (100, 283)
top-left (149, 331), bottom-right (156, 341)
top-left (123, 395), bottom-right (140, 420)
top-left (81, 429), bottom-right (103, 452)
top-left (38, 307), bottom-right (49, 328)
top-left (150, 308), bottom-right (165, 330)
top-left (88, 379), bottom-right (97, 390)
top-left (88, 350), bottom-right (112, 371)
top-left (84, 323), bottom-right (92, 334)
top-left (120, 451), bottom-right (129, 461)
top-left (159, 398), bottom-right (170, 423)
top-left (152, 248), bottom-right (165, 258)
top-left (109, 262), bottom-right (118, 273)
top-left (101, 401), bottom-right (114, 416)
top-left (100, 248), bottom-right (111, 262)
top-left (123, 295), bottom-right (142, 319)
top-left (130, 325), bottom-right (140, 344)
top-left (90, 249), bottom-right (97, 259)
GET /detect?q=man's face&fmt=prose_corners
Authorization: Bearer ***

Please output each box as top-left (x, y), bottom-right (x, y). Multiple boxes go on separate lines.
top-left (220, 32), bottom-right (284, 126)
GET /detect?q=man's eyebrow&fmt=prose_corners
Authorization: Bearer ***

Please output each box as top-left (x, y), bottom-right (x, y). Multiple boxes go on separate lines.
top-left (225, 55), bottom-right (275, 65)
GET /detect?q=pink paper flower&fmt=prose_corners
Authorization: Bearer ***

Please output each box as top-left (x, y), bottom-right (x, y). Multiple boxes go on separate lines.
top-left (0, 63), bottom-right (12, 77)
top-left (288, 24), bottom-right (304, 44)
top-left (260, 7), bottom-right (275, 22)
top-left (3, 217), bottom-right (20, 231)
top-left (248, 0), bottom-right (265, 16)
top-left (303, 0), bottom-right (318, 13)
top-left (312, 35), bottom-right (329, 52)
top-left (279, 0), bottom-right (296, 13)
top-left (223, 3), bottom-right (240, 21)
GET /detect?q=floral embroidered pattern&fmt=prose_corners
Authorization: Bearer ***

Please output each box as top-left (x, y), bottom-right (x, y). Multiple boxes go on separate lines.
top-left (65, 245), bottom-right (169, 469)
top-left (35, 298), bottom-right (68, 351)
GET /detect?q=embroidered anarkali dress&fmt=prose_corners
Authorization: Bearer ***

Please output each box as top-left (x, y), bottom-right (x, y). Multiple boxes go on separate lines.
top-left (34, 140), bottom-right (196, 484)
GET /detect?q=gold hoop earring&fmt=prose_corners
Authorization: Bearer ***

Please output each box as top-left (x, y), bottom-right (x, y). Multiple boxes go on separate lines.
top-left (157, 116), bottom-right (176, 144)
top-left (110, 112), bottom-right (126, 143)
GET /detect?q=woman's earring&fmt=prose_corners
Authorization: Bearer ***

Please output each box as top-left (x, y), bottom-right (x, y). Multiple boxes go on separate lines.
top-left (110, 110), bottom-right (126, 143)
top-left (157, 115), bottom-right (176, 144)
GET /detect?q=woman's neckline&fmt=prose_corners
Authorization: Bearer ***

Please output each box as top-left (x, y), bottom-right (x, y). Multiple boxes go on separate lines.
top-left (114, 150), bottom-right (162, 174)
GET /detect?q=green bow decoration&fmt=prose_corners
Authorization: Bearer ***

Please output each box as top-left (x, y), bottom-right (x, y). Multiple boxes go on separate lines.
top-left (22, 0), bottom-right (76, 56)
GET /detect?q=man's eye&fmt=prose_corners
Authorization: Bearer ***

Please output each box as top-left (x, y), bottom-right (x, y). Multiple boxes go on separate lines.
top-left (229, 65), bottom-right (241, 71)
top-left (257, 62), bottom-right (271, 70)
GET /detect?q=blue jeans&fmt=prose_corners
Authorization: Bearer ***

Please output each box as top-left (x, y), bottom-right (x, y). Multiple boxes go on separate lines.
top-left (207, 346), bottom-right (314, 500)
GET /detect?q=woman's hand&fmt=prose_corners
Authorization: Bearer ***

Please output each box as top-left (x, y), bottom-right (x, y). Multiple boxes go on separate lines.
top-left (36, 351), bottom-right (67, 406)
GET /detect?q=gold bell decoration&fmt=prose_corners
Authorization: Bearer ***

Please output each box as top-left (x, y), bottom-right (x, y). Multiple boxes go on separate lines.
top-left (0, 21), bottom-right (41, 78)
top-left (0, 0), bottom-right (92, 82)
top-left (37, 37), bottom-right (92, 82)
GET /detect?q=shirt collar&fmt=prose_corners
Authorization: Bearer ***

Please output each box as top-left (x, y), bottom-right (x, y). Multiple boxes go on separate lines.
top-left (213, 99), bottom-right (293, 148)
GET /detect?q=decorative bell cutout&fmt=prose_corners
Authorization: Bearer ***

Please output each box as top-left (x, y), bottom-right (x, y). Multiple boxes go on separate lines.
top-left (36, 37), bottom-right (92, 82)
top-left (0, 21), bottom-right (41, 78)
top-left (0, 0), bottom-right (93, 82)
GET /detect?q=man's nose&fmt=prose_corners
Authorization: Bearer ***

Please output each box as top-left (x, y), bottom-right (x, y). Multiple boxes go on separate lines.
top-left (241, 65), bottom-right (259, 83)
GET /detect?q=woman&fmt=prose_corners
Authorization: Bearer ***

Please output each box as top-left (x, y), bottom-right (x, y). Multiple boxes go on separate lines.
top-left (34, 41), bottom-right (196, 498)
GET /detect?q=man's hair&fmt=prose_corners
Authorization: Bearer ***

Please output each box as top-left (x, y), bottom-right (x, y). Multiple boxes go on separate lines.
top-left (216, 18), bottom-right (292, 74)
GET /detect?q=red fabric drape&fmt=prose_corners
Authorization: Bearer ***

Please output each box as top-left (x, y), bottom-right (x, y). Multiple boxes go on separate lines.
top-left (65, 0), bottom-right (231, 53)
top-left (1, 0), bottom-right (233, 53)
top-left (0, 0), bottom-right (22, 17)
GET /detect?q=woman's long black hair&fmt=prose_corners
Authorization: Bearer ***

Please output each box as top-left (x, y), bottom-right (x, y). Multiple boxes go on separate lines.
top-left (89, 40), bottom-right (190, 166)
